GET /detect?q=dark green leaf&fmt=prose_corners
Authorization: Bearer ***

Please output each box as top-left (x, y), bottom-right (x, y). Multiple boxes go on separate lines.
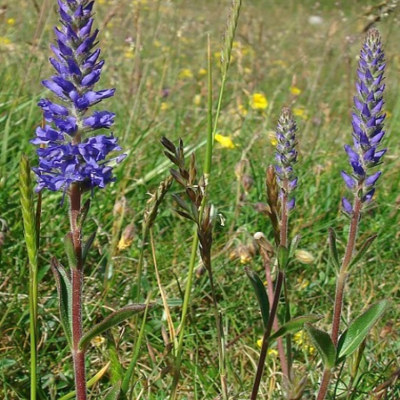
top-left (79, 304), bottom-right (156, 350)
top-left (348, 234), bottom-right (378, 269)
top-left (82, 232), bottom-right (96, 265)
top-left (277, 245), bottom-right (289, 270)
top-left (328, 228), bottom-right (340, 270)
top-left (269, 315), bottom-right (322, 342)
top-left (305, 324), bottom-right (336, 369)
top-left (104, 381), bottom-right (121, 400)
top-left (337, 300), bottom-right (388, 363)
top-left (245, 267), bottom-right (269, 329)
top-left (50, 258), bottom-right (73, 348)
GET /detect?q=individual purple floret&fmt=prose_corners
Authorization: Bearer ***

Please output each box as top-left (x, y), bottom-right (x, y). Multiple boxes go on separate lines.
top-left (342, 29), bottom-right (386, 215)
top-left (32, 0), bottom-right (124, 193)
top-left (274, 107), bottom-right (298, 211)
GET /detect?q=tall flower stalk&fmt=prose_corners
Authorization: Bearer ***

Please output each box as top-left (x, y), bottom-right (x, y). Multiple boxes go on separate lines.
top-left (316, 28), bottom-right (386, 400)
top-left (250, 107), bottom-right (298, 400)
top-left (32, 1), bottom-right (124, 399)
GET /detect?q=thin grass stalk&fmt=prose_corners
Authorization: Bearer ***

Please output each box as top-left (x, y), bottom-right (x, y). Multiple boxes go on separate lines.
top-left (169, 234), bottom-right (199, 400)
top-left (19, 155), bottom-right (38, 400)
top-left (121, 297), bottom-right (152, 396)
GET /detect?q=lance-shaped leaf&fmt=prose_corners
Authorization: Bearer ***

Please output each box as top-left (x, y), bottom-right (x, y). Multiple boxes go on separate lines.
top-left (79, 303), bottom-right (156, 350)
top-left (328, 228), bottom-right (340, 270)
top-left (50, 258), bottom-right (73, 348)
top-left (289, 234), bottom-right (301, 257)
top-left (245, 267), bottom-right (269, 329)
top-left (104, 381), bottom-right (121, 400)
top-left (82, 231), bottom-right (96, 265)
top-left (305, 324), bottom-right (336, 369)
top-left (337, 300), bottom-right (388, 363)
top-left (269, 315), bottom-right (322, 342)
top-left (59, 362), bottom-right (111, 400)
top-left (348, 234), bottom-right (378, 269)
top-left (64, 232), bottom-right (77, 270)
top-left (277, 245), bottom-right (289, 270)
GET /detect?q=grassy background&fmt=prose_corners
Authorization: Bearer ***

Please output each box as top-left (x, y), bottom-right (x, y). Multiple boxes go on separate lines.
top-left (0, 0), bottom-right (399, 398)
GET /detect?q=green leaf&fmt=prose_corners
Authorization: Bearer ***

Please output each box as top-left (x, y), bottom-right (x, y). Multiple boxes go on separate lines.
top-left (104, 381), bottom-right (122, 400)
top-left (50, 258), bottom-right (73, 349)
top-left (337, 300), bottom-right (388, 363)
top-left (245, 267), bottom-right (269, 329)
top-left (277, 245), bottom-right (289, 270)
top-left (82, 231), bottom-right (96, 265)
top-left (305, 324), bottom-right (336, 369)
top-left (348, 234), bottom-right (378, 269)
top-left (269, 315), bottom-right (322, 342)
top-left (78, 199), bottom-right (91, 229)
top-left (64, 233), bottom-right (77, 270)
top-left (328, 228), bottom-right (340, 270)
top-left (79, 304), bottom-right (155, 350)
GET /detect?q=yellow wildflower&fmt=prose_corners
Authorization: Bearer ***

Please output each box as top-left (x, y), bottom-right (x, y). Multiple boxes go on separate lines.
top-left (290, 86), bottom-right (301, 96)
top-left (238, 104), bottom-right (248, 116)
top-left (294, 330), bottom-right (315, 355)
top-left (243, 67), bottom-right (252, 75)
top-left (179, 68), bottom-right (193, 79)
top-left (293, 107), bottom-right (308, 120)
top-left (215, 134), bottom-right (235, 149)
top-left (0, 37), bottom-right (11, 46)
top-left (198, 68), bottom-right (207, 76)
top-left (250, 93), bottom-right (268, 110)
top-left (267, 131), bottom-right (277, 146)
top-left (193, 94), bottom-right (201, 106)
top-left (297, 277), bottom-right (310, 291)
top-left (386, 110), bottom-right (392, 118)
top-left (160, 102), bottom-right (169, 111)
top-left (117, 224), bottom-right (135, 250)
top-left (7, 18), bottom-right (16, 25)
top-left (153, 40), bottom-right (161, 48)
top-left (91, 336), bottom-right (105, 347)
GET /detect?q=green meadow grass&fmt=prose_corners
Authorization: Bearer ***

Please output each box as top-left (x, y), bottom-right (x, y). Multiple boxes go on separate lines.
top-left (0, 0), bottom-right (399, 398)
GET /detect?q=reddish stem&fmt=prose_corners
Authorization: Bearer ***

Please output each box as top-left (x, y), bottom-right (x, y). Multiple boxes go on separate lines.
top-left (69, 183), bottom-right (87, 400)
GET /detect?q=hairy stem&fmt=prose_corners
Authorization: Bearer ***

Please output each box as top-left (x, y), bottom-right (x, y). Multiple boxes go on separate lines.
top-left (316, 197), bottom-right (362, 400)
top-left (69, 183), bottom-right (86, 400)
top-left (264, 260), bottom-right (288, 377)
top-left (250, 271), bottom-right (284, 400)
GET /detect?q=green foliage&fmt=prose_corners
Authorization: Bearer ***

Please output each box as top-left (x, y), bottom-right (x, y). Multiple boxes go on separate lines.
top-left (337, 300), bottom-right (389, 363)
top-left (245, 267), bottom-right (270, 329)
top-left (305, 324), bottom-right (336, 369)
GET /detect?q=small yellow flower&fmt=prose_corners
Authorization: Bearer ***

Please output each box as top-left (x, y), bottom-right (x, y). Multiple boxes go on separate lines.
top-left (91, 336), bottom-right (105, 347)
top-left (98, 0), bottom-right (106, 4)
top-left (250, 93), bottom-right (268, 110)
top-left (160, 102), bottom-right (169, 111)
top-left (198, 68), bottom-right (207, 76)
top-left (243, 67), bottom-right (252, 75)
top-left (124, 49), bottom-right (134, 59)
top-left (7, 18), bottom-right (16, 26)
top-left (215, 134), bottom-right (235, 149)
top-left (0, 37), bottom-right (11, 46)
top-left (118, 224), bottom-right (135, 250)
top-left (238, 104), bottom-right (248, 116)
top-left (290, 86), bottom-right (301, 96)
top-left (193, 94), bottom-right (201, 106)
top-left (386, 110), bottom-right (392, 118)
top-left (294, 330), bottom-right (315, 355)
top-left (179, 68), bottom-right (193, 79)
top-left (267, 131), bottom-right (277, 146)
top-left (153, 40), bottom-right (161, 48)
top-left (293, 107), bottom-right (308, 120)
top-left (272, 59), bottom-right (288, 68)
top-left (297, 278), bottom-right (310, 290)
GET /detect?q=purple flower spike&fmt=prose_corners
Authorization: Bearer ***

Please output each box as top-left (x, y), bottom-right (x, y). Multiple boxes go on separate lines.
top-left (32, 0), bottom-right (124, 193)
top-left (342, 29), bottom-right (386, 215)
top-left (274, 107), bottom-right (298, 211)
